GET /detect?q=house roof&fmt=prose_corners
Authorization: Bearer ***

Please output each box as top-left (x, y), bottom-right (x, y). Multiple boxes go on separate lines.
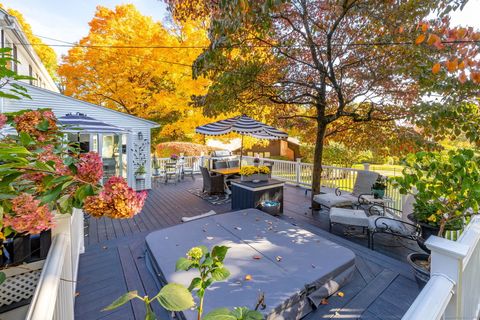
top-left (10, 81), bottom-right (160, 128)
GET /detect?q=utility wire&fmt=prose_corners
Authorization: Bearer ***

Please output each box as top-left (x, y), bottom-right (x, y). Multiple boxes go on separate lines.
top-left (21, 34), bottom-right (480, 50)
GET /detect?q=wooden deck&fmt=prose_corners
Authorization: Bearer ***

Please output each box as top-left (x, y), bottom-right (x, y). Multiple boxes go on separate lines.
top-left (75, 178), bottom-right (421, 320)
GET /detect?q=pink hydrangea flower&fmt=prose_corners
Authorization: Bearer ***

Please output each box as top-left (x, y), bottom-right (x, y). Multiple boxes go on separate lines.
top-left (14, 110), bottom-right (58, 142)
top-left (4, 193), bottom-right (55, 235)
top-left (0, 113), bottom-right (7, 129)
top-left (84, 176), bottom-right (147, 219)
top-left (76, 152), bottom-right (103, 184)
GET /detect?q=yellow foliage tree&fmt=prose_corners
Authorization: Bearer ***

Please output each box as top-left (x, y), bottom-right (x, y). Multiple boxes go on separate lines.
top-left (0, 5), bottom-right (58, 79)
top-left (59, 4), bottom-right (215, 142)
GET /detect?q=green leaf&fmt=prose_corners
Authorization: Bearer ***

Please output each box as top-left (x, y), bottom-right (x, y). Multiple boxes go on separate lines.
top-left (156, 283), bottom-right (194, 311)
top-left (211, 267), bottom-right (230, 281)
top-left (198, 245), bottom-right (209, 255)
top-left (103, 291), bottom-right (139, 311)
top-left (188, 277), bottom-right (202, 291)
top-left (203, 308), bottom-right (236, 320)
top-left (0, 272), bottom-right (6, 286)
top-left (74, 184), bottom-right (94, 202)
top-left (40, 184), bottom-right (63, 205)
top-left (212, 245), bottom-right (229, 262)
top-left (176, 257), bottom-right (193, 271)
top-left (19, 132), bottom-right (34, 146)
top-left (37, 119), bottom-right (50, 131)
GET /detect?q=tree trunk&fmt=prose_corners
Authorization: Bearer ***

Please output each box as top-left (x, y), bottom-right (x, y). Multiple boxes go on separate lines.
top-left (311, 118), bottom-right (328, 209)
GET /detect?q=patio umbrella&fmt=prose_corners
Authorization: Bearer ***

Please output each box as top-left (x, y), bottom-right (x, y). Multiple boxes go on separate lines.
top-left (58, 112), bottom-right (126, 133)
top-left (195, 114), bottom-right (288, 166)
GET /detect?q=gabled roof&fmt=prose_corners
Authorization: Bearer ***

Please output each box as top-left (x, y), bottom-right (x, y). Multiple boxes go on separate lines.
top-left (11, 81), bottom-right (160, 128)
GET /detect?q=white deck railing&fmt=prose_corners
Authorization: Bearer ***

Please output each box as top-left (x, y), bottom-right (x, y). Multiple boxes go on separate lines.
top-left (151, 155), bottom-right (403, 211)
top-left (25, 208), bottom-right (84, 320)
top-left (403, 216), bottom-right (480, 320)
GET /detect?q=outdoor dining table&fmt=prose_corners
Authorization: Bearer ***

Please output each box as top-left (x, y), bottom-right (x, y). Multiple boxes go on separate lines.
top-left (210, 167), bottom-right (241, 194)
top-left (210, 167), bottom-right (241, 175)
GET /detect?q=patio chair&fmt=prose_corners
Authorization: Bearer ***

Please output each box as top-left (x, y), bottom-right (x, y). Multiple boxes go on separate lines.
top-left (368, 194), bottom-right (421, 250)
top-left (200, 166), bottom-right (225, 194)
top-left (312, 170), bottom-right (379, 209)
top-left (182, 160), bottom-right (195, 180)
top-left (164, 162), bottom-right (179, 184)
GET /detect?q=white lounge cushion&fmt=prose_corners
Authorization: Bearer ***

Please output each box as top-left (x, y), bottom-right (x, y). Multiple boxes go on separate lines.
top-left (182, 210), bottom-right (216, 222)
top-left (330, 208), bottom-right (369, 227)
top-left (368, 215), bottom-right (411, 235)
top-left (313, 193), bottom-right (357, 208)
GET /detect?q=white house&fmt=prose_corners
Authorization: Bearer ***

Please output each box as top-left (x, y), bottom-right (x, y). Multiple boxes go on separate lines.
top-left (0, 8), bottom-right (159, 189)
top-left (0, 8), bottom-right (58, 92)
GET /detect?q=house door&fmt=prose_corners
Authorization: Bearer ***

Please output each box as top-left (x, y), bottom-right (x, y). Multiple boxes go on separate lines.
top-left (100, 134), bottom-right (127, 182)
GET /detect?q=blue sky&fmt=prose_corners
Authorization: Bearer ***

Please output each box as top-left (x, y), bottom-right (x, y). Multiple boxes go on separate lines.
top-left (1, 0), bottom-right (479, 58)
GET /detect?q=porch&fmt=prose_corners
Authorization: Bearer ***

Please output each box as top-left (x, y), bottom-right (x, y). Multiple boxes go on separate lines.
top-left (75, 178), bottom-right (421, 319)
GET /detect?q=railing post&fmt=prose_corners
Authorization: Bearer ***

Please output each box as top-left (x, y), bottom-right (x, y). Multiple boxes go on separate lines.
top-left (363, 162), bottom-right (370, 171)
top-left (426, 236), bottom-right (469, 319)
top-left (295, 158), bottom-right (301, 186)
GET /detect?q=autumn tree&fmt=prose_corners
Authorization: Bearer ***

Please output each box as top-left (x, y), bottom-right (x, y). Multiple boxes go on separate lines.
top-left (165, 0), bottom-right (469, 206)
top-left (59, 4), bottom-right (215, 142)
top-left (0, 5), bottom-right (58, 79)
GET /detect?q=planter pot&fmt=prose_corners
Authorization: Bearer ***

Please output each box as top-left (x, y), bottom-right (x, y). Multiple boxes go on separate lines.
top-left (241, 174), bottom-right (269, 182)
top-left (407, 253), bottom-right (430, 289)
top-left (372, 188), bottom-right (385, 199)
top-left (30, 230), bottom-right (52, 260)
top-left (135, 174), bottom-right (146, 180)
top-left (3, 235), bottom-right (31, 266)
top-left (153, 168), bottom-right (160, 176)
top-left (407, 214), bottom-right (441, 253)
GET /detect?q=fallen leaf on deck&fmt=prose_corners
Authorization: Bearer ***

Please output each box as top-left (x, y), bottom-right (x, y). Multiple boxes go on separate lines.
top-left (311, 264), bottom-right (316, 268)
top-left (337, 291), bottom-right (345, 297)
top-left (234, 227), bottom-right (242, 230)
top-left (206, 236), bottom-right (214, 240)
top-left (75, 292), bottom-right (80, 297)
top-left (102, 246), bottom-right (108, 250)
top-left (245, 274), bottom-right (252, 281)
top-left (276, 256), bottom-right (282, 262)
top-left (320, 298), bottom-right (328, 305)
top-left (253, 255), bottom-right (262, 260)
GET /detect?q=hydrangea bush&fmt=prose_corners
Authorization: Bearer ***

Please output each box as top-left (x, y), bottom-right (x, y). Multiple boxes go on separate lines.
top-left (0, 109), bottom-right (147, 240)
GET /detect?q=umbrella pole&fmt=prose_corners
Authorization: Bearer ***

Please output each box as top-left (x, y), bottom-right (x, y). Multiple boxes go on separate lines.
top-left (240, 134), bottom-right (244, 168)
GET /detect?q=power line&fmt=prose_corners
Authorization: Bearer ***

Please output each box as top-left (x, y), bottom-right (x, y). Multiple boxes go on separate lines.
top-left (17, 38), bottom-right (480, 50)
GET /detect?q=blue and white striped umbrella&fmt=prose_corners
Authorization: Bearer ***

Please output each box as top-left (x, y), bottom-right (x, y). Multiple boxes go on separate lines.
top-left (58, 113), bottom-right (126, 134)
top-left (195, 115), bottom-right (288, 140)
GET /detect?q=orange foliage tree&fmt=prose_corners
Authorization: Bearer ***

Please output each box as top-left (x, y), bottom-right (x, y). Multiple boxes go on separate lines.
top-left (58, 4), bottom-right (217, 143)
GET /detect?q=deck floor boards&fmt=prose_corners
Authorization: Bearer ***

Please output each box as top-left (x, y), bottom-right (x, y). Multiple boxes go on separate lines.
top-left (75, 178), bottom-right (421, 319)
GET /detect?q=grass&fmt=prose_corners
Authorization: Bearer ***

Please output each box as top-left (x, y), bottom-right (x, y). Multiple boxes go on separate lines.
top-left (352, 164), bottom-right (404, 177)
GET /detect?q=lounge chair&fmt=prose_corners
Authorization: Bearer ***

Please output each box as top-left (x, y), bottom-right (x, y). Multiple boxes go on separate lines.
top-left (367, 193), bottom-right (421, 250)
top-left (200, 166), bottom-right (224, 194)
top-left (313, 170), bottom-right (379, 209)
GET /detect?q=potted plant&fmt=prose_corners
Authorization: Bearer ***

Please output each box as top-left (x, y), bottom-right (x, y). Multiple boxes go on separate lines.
top-left (135, 165), bottom-right (147, 180)
top-left (371, 175), bottom-right (387, 199)
top-left (152, 154), bottom-right (161, 176)
top-left (240, 165), bottom-right (270, 182)
top-left (0, 109), bottom-right (147, 310)
top-left (394, 149), bottom-right (480, 287)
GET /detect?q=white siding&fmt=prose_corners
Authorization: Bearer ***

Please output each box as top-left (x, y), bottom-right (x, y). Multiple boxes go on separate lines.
top-left (1, 24), bottom-right (58, 92)
top-left (2, 82), bottom-right (158, 189)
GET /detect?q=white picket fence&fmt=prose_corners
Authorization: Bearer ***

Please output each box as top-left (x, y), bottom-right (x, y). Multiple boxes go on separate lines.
top-left (403, 216), bottom-right (480, 320)
top-left (25, 208), bottom-right (84, 320)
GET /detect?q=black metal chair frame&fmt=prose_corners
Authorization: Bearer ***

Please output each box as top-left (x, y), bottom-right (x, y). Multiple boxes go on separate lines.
top-left (368, 206), bottom-right (421, 250)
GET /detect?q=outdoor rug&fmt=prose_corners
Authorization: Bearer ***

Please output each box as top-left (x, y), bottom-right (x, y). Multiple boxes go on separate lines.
top-left (187, 188), bottom-right (231, 205)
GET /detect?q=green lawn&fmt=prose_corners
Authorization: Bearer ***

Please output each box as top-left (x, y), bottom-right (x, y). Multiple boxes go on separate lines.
top-left (352, 164), bottom-right (404, 177)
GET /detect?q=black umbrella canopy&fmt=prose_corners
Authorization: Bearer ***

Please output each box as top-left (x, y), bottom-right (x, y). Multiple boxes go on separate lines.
top-left (195, 115), bottom-right (288, 140)
top-left (196, 115), bottom-right (288, 167)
